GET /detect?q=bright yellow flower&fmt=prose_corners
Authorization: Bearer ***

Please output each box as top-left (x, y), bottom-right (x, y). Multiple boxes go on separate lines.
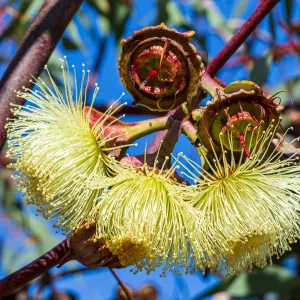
top-left (182, 120), bottom-right (300, 274)
top-left (89, 154), bottom-right (226, 276)
top-left (6, 59), bottom-right (129, 234)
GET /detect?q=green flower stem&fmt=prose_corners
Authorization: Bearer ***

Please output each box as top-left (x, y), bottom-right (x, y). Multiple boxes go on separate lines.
top-left (181, 120), bottom-right (210, 170)
top-left (119, 115), bottom-right (173, 146)
top-left (182, 120), bottom-right (198, 144)
top-left (0, 0), bottom-right (84, 152)
top-left (200, 72), bottom-right (224, 101)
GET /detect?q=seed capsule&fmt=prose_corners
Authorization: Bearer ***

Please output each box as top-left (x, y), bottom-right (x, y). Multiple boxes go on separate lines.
top-left (119, 23), bottom-right (204, 111)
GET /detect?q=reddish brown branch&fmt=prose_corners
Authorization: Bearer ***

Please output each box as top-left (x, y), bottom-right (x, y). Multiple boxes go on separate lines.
top-left (0, 0), bottom-right (84, 151)
top-left (34, 267), bottom-right (98, 299)
top-left (206, 0), bottom-right (281, 77)
top-left (0, 240), bottom-right (70, 297)
top-left (110, 268), bottom-right (134, 300)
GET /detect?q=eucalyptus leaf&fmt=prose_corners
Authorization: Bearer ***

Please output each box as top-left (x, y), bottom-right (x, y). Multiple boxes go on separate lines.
top-left (66, 21), bottom-right (82, 49)
top-left (232, 0), bottom-right (250, 18)
top-left (62, 37), bottom-right (79, 50)
top-left (250, 53), bottom-right (273, 86)
top-left (195, 266), bottom-right (300, 299)
top-left (285, 0), bottom-right (293, 24)
top-left (166, 2), bottom-right (187, 26)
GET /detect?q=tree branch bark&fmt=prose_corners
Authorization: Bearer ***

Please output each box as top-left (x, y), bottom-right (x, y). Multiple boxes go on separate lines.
top-left (0, 0), bottom-right (84, 151)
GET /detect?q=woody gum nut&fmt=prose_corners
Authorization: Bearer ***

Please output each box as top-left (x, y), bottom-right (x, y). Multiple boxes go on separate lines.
top-left (197, 80), bottom-right (280, 153)
top-left (118, 23), bottom-right (204, 111)
top-left (70, 222), bottom-right (122, 268)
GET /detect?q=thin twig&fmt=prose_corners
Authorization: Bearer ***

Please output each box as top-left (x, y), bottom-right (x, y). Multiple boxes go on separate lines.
top-left (34, 268), bottom-right (99, 300)
top-left (206, 0), bottom-right (281, 77)
top-left (0, 0), bottom-right (84, 151)
top-left (109, 268), bottom-right (134, 300)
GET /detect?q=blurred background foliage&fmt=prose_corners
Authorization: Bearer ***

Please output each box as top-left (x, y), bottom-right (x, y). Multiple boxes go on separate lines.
top-left (0, 0), bottom-right (300, 299)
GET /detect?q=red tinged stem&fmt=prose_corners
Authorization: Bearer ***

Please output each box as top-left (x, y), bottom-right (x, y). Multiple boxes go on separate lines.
top-left (0, 240), bottom-right (70, 297)
top-left (240, 134), bottom-right (251, 158)
top-left (0, 0), bottom-right (84, 152)
top-left (206, 0), bottom-right (280, 77)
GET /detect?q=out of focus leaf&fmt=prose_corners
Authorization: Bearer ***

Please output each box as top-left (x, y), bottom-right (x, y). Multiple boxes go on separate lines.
top-left (110, 0), bottom-right (131, 41)
top-left (269, 11), bottom-right (276, 41)
top-left (195, 266), bottom-right (300, 299)
top-left (62, 37), bottom-right (79, 50)
top-left (77, 10), bottom-right (92, 30)
top-left (232, 0), bottom-right (250, 18)
top-left (25, 0), bottom-right (43, 18)
top-left (192, 0), bottom-right (233, 42)
top-left (0, 0), bottom-right (42, 43)
top-left (270, 75), bottom-right (300, 106)
top-left (155, 0), bottom-right (186, 26)
top-left (87, 0), bottom-right (109, 15)
top-left (0, 0), bottom-right (32, 42)
top-left (194, 275), bottom-right (236, 299)
top-left (285, 0), bottom-right (293, 24)
top-left (155, 0), bottom-right (169, 24)
top-left (66, 21), bottom-right (82, 49)
top-left (166, 2), bottom-right (187, 26)
top-left (98, 16), bottom-right (110, 37)
top-left (250, 53), bottom-right (272, 86)
top-left (90, 0), bottom-right (131, 41)
top-left (25, 217), bottom-right (60, 252)
top-left (2, 215), bottom-right (59, 273)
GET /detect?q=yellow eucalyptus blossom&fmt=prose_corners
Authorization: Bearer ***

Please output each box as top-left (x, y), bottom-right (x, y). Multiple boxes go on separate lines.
top-left (6, 58), bottom-right (129, 234)
top-left (181, 120), bottom-right (300, 274)
top-left (89, 152), bottom-right (227, 276)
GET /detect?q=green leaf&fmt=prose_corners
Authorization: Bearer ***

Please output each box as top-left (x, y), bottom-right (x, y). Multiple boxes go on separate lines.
top-left (25, 216), bottom-right (60, 252)
top-left (232, 0), bottom-right (250, 18)
top-left (88, 0), bottom-right (110, 15)
top-left (25, 0), bottom-right (44, 17)
top-left (269, 11), bottom-right (276, 41)
top-left (62, 37), bottom-right (79, 50)
top-left (0, 0), bottom-right (32, 42)
top-left (155, 0), bottom-right (169, 24)
top-left (192, 0), bottom-right (233, 42)
top-left (166, 2), bottom-right (187, 26)
top-left (195, 275), bottom-right (236, 299)
top-left (285, 0), bottom-right (293, 24)
top-left (110, 1), bottom-right (131, 41)
top-left (227, 266), bottom-right (300, 297)
top-left (97, 16), bottom-right (110, 37)
top-left (195, 266), bottom-right (300, 299)
top-left (250, 53), bottom-right (273, 86)
top-left (66, 21), bottom-right (82, 49)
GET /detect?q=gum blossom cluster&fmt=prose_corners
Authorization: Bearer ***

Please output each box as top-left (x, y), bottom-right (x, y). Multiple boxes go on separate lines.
top-left (6, 24), bottom-right (300, 276)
